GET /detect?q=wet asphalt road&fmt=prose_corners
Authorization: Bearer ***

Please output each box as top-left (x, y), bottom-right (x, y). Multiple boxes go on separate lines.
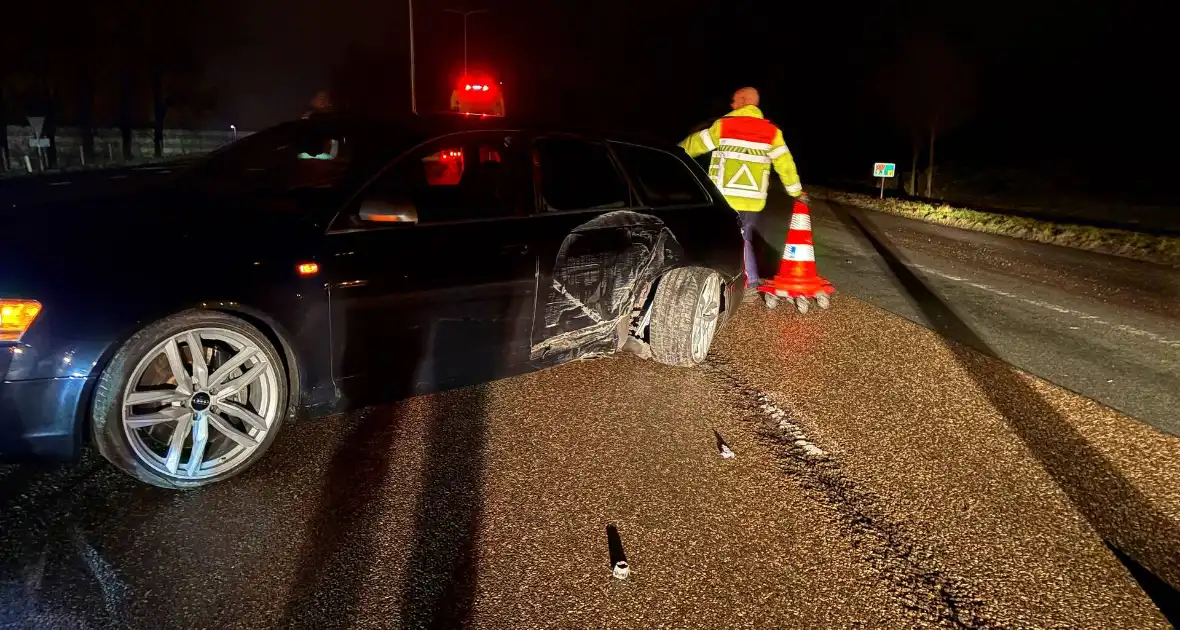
top-left (2, 297), bottom-right (1178, 628)
top-left (754, 195), bottom-right (1180, 435)
top-left (3, 188), bottom-right (1180, 627)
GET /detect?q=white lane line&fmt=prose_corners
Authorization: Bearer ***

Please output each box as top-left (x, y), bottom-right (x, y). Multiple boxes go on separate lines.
top-left (109, 175), bottom-right (128, 179)
top-left (910, 263), bottom-right (1180, 348)
top-left (49, 181), bottom-right (72, 186)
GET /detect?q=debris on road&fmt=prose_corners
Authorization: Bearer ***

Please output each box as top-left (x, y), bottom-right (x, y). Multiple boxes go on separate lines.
top-left (606, 524), bottom-right (630, 580)
top-left (713, 430), bottom-right (736, 458)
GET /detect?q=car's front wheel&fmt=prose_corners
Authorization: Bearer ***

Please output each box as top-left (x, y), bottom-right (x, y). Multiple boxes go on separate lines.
top-left (648, 267), bottom-right (723, 367)
top-left (91, 310), bottom-right (288, 489)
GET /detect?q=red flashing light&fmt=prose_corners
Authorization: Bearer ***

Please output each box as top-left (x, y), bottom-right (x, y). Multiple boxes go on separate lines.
top-left (465, 84), bottom-right (472, 90)
top-left (482, 84), bottom-right (489, 91)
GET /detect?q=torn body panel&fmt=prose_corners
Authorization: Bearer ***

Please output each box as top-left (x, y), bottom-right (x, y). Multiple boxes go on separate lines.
top-left (530, 211), bottom-right (682, 362)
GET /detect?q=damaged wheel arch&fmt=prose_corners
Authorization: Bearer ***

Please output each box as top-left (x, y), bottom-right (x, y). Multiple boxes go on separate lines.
top-left (530, 210), bottom-right (738, 366)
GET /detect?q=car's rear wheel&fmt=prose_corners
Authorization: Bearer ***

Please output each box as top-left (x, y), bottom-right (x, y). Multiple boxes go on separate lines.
top-left (92, 310), bottom-right (288, 489)
top-left (648, 267), bottom-right (722, 367)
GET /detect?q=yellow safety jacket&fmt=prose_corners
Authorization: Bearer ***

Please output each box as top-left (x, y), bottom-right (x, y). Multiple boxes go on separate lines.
top-left (679, 105), bottom-right (803, 212)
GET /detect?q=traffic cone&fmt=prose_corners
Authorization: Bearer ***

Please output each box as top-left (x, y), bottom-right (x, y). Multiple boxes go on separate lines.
top-left (758, 199), bottom-right (834, 310)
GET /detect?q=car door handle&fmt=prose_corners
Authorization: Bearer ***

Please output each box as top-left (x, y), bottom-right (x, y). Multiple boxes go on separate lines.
top-left (501, 244), bottom-right (530, 255)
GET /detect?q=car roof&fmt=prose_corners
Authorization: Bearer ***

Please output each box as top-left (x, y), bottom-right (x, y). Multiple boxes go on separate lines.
top-left (298, 112), bottom-right (679, 154)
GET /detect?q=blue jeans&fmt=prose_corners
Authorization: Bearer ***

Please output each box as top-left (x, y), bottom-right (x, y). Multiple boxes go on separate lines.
top-left (738, 211), bottom-right (761, 286)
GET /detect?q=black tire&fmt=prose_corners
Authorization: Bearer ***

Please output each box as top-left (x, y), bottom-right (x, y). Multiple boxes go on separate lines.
top-left (648, 266), bottom-right (722, 367)
top-left (91, 310), bottom-right (289, 489)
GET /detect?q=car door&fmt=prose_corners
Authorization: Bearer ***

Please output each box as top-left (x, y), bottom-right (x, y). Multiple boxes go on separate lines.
top-left (513, 135), bottom-right (659, 364)
top-left (320, 131), bottom-right (536, 407)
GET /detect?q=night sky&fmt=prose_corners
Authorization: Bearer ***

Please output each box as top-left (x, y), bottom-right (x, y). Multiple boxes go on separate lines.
top-left (34, 0), bottom-right (1180, 190)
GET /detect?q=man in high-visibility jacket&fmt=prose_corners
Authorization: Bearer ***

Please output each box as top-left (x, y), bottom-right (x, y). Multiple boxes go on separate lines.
top-left (680, 87), bottom-right (807, 288)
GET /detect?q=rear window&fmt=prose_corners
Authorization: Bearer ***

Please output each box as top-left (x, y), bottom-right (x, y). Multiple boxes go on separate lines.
top-left (533, 138), bottom-right (630, 212)
top-left (611, 142), bottom-right (709, 207)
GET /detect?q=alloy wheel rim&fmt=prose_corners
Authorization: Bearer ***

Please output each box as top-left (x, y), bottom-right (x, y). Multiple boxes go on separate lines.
top-left (121, 327), bottom-right (279, 481)
top-left (691, 274), bottom-right (722, 363)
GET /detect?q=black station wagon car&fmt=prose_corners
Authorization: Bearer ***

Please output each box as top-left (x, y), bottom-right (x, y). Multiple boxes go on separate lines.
top-left (0, 113), bottom-right (744, 487)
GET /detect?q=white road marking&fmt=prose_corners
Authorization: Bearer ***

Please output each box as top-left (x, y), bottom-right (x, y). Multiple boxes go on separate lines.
top-left (755, 396), bottom-right (827, 459)
top-left (73, 526), bottom-right (129, 619)
top-left (704, 361), bottom-right (828, 459)
top-left (910, 263), bottom-right (1180, 349)
top-left (49, 181), bottom-right (71, 186)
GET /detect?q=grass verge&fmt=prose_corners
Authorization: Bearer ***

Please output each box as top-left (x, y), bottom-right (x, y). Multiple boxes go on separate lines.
top-left (811, 186), bottom-right (1180, 266)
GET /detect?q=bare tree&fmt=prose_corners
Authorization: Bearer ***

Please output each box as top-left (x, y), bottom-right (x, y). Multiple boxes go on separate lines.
top-left (0, 75), bottom-right (9, 169)
top-left (60, 7), bottom-right (119, 164)
top-left (126, 1), bottom-right (211, 157)
top-left (879, 32), bottom-right (975, 198)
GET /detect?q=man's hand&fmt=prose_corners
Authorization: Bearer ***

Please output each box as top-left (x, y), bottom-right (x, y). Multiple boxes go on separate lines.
top-left (795, 192), bottom-right (811, 207)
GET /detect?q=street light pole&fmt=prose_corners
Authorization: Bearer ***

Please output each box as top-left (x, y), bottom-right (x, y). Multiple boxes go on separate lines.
top-left (409, 0), bottom-right (418, 114)
top-left (444, 8), bottom-right (489, 77)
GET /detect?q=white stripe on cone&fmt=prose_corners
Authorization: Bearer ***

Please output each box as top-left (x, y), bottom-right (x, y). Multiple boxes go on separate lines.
top-left (789, 213), bottom-right (812, 231)
top-left (783, 244), bottom-right (815, 261)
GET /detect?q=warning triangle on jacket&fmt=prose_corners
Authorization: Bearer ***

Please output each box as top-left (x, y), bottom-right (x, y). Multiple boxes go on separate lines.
top-left (725, 163), bottom-right (760, 191)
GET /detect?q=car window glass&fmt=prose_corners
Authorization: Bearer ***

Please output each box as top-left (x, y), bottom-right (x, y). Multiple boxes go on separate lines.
top-left (533, 138), bottom-right (629, 212)
top-left (186, 123), bottom-right (356, 196)
top-left (611, 142), bottom-right (709, 207)
top-left (358, 134), bottom-right (518, 225)
top-left (423, 148), bottom-right (466, 186)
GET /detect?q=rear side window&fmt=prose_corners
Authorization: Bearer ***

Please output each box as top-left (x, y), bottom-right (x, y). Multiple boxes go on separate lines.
top-left (533, 138), bottom-right (630, 212)
top-left (611, 142), bottom-right (709, 207)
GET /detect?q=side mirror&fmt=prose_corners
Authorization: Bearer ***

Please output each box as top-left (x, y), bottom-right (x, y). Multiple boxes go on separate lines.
top-left (358, 196), bottom-right (418, 225)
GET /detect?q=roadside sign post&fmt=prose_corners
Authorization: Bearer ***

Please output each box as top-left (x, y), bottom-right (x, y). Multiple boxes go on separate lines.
top-left (873, 162), bottom-right (896, 199)
top-left (28, 116), bottom-right (47, 171)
